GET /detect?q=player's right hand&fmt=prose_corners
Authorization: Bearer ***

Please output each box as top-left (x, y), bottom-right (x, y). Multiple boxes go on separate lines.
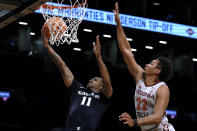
top-left (41, 26), bottom-right (49, 46)
top-left (93, 35), bottom-right (101, 58)
top-left (113, 2), bottom-right (121, 25)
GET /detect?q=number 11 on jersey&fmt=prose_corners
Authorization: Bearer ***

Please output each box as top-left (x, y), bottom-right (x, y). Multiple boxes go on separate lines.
top-left (81, 96), bottom-right (92, 106)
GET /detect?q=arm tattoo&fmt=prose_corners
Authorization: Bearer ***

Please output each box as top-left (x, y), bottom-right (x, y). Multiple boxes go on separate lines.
top-left (62, 64), bottom-right (74, 80)
top-left (48, 51), bottom-right (61, 66)
top-left (47, 48), bottom-right (74, 86)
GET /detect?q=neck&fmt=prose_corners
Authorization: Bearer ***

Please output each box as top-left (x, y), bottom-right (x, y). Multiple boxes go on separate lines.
top-left (144, 75), bottom-right (160, 86)
top-left (90, 88), bottom-right (100, 93)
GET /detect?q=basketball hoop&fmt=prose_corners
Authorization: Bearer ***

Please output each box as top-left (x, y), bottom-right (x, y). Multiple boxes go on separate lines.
top-left (39, 0), bottom-right (87, 45)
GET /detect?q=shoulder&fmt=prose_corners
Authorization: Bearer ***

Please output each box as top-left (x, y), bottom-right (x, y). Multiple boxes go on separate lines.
top-left (157, 84), bottom-right (169, 91)
top-left (136, 78), bottom-right (144, 85)
top-left (136, 72), bottom-right (144, 84)
top-left (100, 92), bottom-right (111, 103)
top-left (68, 79), bottom-right (84, 91)
top-left (156, 84), bottom-right (170, 98)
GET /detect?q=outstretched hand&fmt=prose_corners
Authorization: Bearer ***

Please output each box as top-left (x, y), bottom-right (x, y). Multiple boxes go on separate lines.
top-left (119, 112), bottom-right (135, 127)
top-left (41, 26), bottom-right (49, 47)
top-left (113, 2), bottom-right (121, 25)
top-left (93, 35), bottom-right (101, 58)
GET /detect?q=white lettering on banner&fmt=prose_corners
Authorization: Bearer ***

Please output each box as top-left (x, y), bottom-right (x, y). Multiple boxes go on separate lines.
top-left (0, 91), bottom-right (10, 98)
top-left (35, 2), bottom-right (197, 39)
top-left (120, 16), bottom-right (146, 28)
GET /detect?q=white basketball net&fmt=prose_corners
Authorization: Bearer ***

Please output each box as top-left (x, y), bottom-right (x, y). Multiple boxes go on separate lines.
top-left (39, 0), bottom-right (87, 45)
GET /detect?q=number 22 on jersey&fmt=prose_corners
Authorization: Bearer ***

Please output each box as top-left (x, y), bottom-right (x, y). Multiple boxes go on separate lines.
top-left (136, 97), bottom-right (147, 111)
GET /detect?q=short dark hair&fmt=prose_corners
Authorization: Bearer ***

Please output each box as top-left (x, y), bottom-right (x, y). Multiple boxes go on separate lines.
top-left (156, 57), bottom-right (173, 82)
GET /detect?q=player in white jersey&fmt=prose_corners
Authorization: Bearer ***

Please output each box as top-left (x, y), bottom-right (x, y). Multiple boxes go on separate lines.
top-left (113, 2), bottom-right (175, 131)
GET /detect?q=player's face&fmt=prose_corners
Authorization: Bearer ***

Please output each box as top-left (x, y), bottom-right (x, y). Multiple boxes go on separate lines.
top-left (144, 60), bottom-right (161, 75)
top-left (87, 77), bottom-right (103, 92)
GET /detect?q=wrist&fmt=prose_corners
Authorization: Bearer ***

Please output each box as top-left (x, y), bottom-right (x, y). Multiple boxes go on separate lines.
top-left (133, 119), bottom-right (138, 126)
top-left (96, 55), bottom-right (102, 59)
top-left (116, 20), bottom-right (121, 26)
top-left (44, 44), bottom-right (49, 48)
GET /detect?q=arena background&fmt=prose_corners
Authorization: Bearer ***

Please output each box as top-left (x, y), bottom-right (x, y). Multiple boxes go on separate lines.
top-left (0, 0), bottom-right (197, 130)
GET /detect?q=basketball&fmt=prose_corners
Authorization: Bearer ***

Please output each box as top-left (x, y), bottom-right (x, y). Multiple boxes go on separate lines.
top-left (43, 17), bottom-right (67, 39)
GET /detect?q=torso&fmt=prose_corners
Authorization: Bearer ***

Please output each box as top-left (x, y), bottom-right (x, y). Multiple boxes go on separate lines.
top-left (66, 79), bottom-right (109, 131)
top-left (135, 79), bottom-right (175, 131)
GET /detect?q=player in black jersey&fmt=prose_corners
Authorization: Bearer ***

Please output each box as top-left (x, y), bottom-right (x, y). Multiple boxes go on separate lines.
top-left (41, 27), bottom-right (113, 131)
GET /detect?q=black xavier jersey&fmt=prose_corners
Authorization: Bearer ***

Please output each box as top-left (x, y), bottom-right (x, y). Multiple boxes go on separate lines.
top-left (65, 79), bottom-right (110, 131)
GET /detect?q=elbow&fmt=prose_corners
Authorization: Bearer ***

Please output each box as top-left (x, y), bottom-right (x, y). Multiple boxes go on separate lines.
top-left (107, 86), bottom-right (113, 98)
top-left (109, 87), bottom-right (113, 98)
top-left (119, 46), bottom-right (127, 52)
top-left (154, 116), bottom-right (163, 124)
top-left (104, 85), bottom-right (113, 98)
top-left (120, 48), bottom-right (131, 56)
top-left (63, 77), bottom-right (74, 88)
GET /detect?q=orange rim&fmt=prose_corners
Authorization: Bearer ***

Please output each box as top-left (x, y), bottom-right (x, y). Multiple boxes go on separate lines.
top-left (38, 0), bottom-right (87, 10)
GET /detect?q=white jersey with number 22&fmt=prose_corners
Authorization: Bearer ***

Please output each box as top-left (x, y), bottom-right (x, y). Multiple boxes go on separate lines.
top-left (135, 79), bottom-right (175, 131)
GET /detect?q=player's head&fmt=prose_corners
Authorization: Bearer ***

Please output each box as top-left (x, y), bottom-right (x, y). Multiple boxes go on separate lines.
top-left (87, 77), bottom-right (103, 92)
top-left (144, 57), bottom-right (173, 82)
top-left (156, 57), bottom-right (173, 82)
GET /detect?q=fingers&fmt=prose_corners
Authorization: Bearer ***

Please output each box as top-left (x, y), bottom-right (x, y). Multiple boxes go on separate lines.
top-left (96, 35), bottom-right (100, 44)
top-left (113, 10), bottom-right (116, 15)
top-left (42, 30), bottom-right (46, 39)
top-left (95, 35), bottom-right (101, 48)
top-left (94, 35), bottom-right (101, 49)
top-left (93, 42), bottom-right (96, 50)
top-left (41, 26), bottom-right (46, 36)
top-left (41, 25), bottom-right (45, 33)
top-left (115, 2), bottom-right (119, 11)
top-left (41, 26), bottom-right (49, 44)
top-left (119, 112), bottom-right (135, 127)
top-left (119, 112), bottom-right (130, 117)
top-left (119, 113), bottom-right (131, 126)
top-left (119, 117), bottom-right (129, 121)
top-left (113, 2), bottom-right (119, 16)
top-left (84, 0), bottom-right (87, 4)
top-left (123, 121), bottom-right (130, 125)
top-left (119, 112), bottom-right (132, 121)
top-left (119, 115), bottom-right (130, 121)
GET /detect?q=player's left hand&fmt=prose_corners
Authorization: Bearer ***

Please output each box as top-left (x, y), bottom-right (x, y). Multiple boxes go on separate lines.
top-left (93, 35), bottom-right (101, 58)
top-left (119, 112), bottom-right (135, 127)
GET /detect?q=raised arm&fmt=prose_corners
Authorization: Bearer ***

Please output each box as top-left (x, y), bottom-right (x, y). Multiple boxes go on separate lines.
top-left (41, 27), bottom-right (74, 87)
top-left (93, 35), bottom-right (113, 98)
top-left (113, 2), bottom-right (144, 82)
